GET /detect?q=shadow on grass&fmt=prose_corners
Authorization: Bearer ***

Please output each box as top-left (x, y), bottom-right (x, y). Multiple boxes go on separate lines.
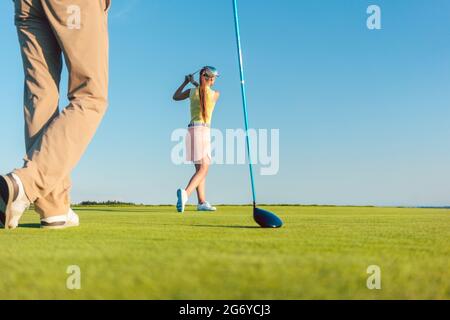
top-left (18, 223), bottom-right (41, 229)
top-left (73, 208), bottom-right (165, 213)
top-left (190, 224), bottom-right (260, 229)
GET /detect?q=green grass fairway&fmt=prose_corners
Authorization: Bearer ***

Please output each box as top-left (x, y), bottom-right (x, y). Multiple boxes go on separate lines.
top-left (0, 205), bottom-right (449, 299)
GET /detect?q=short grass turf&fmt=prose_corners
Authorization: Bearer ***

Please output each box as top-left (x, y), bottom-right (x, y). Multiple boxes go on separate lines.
top-left (0, 205), bottom-right (449, 300)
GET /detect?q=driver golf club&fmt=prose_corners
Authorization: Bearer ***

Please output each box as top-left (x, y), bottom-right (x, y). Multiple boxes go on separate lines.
top-left (232, 0), bottom-right (283, 228)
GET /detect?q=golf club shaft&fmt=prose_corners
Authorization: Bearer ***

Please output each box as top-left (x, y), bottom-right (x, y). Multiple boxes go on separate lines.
top-left (232, 0), bottom-right (257, 207)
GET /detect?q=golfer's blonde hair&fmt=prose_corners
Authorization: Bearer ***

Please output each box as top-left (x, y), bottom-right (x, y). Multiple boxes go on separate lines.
top-left (199, 67), bottom-right (210, 123)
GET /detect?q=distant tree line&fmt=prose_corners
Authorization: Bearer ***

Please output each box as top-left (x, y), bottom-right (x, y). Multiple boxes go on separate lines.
top-left (78, 200), bottom-right (137, 206)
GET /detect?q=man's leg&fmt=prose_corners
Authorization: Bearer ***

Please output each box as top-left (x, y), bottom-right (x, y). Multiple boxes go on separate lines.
top-left (14, 0), bottom-right (109, 218)
top-left (13, 0), bottom-right (72, 219)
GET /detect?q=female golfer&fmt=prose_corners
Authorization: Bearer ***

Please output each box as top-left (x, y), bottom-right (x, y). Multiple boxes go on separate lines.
top-left (173, 66), bottom-right (220, 212)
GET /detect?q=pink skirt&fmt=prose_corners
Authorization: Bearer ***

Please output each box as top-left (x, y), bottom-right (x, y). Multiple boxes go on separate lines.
top-left (186, 126), bottom-right (211, 163)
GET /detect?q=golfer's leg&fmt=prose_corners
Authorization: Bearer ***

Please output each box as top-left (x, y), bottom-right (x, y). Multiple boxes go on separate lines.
top-left (196, 161), bottom-right (208, 203)
top-left (185, 162), bottom-right (209, 196)
top-left (195, 170), bottom-right (206, 204)
top-left (14, 0), bottom-right (71, 218)
top-left (196, 181), bottom-right (206, 204)
top-left (14, 0), bottom-right (109, 216)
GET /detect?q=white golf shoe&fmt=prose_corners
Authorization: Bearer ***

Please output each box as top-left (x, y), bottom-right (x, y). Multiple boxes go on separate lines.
top-left (4, 173), bottom-right (30, 229)
top-left (40, 208), bottom-right (80, 230)
top-left (176, 188), bottom-right (188, 213)
top-left (197, 201), bottom-right (217, 212)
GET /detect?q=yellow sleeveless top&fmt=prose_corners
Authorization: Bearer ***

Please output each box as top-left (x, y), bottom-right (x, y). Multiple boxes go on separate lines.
top-left (189, 86), bottom-right (217, 124)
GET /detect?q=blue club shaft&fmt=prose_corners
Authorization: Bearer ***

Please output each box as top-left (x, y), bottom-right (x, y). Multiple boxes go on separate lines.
top-left (232, 0), bottom-right (257, 207)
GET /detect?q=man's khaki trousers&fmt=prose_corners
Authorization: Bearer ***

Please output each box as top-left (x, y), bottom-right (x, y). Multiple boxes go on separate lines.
top-left (13, 0), bottom-right (110, 218)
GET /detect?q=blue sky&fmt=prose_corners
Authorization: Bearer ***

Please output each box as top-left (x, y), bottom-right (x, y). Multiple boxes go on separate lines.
top-left (1, 0), bottom-right (450, 206)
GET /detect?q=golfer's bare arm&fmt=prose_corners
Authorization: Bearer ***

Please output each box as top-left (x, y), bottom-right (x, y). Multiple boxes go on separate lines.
top-left (173, 78), bottom-right (191, 101)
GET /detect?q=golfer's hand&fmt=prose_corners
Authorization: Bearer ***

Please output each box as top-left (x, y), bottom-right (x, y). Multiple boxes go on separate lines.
top-left (184, 75), bottom-right (192, 84)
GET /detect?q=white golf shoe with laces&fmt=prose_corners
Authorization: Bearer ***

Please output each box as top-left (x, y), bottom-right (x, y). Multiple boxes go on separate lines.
top-left (197, 201), bottom-right (217, 212)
